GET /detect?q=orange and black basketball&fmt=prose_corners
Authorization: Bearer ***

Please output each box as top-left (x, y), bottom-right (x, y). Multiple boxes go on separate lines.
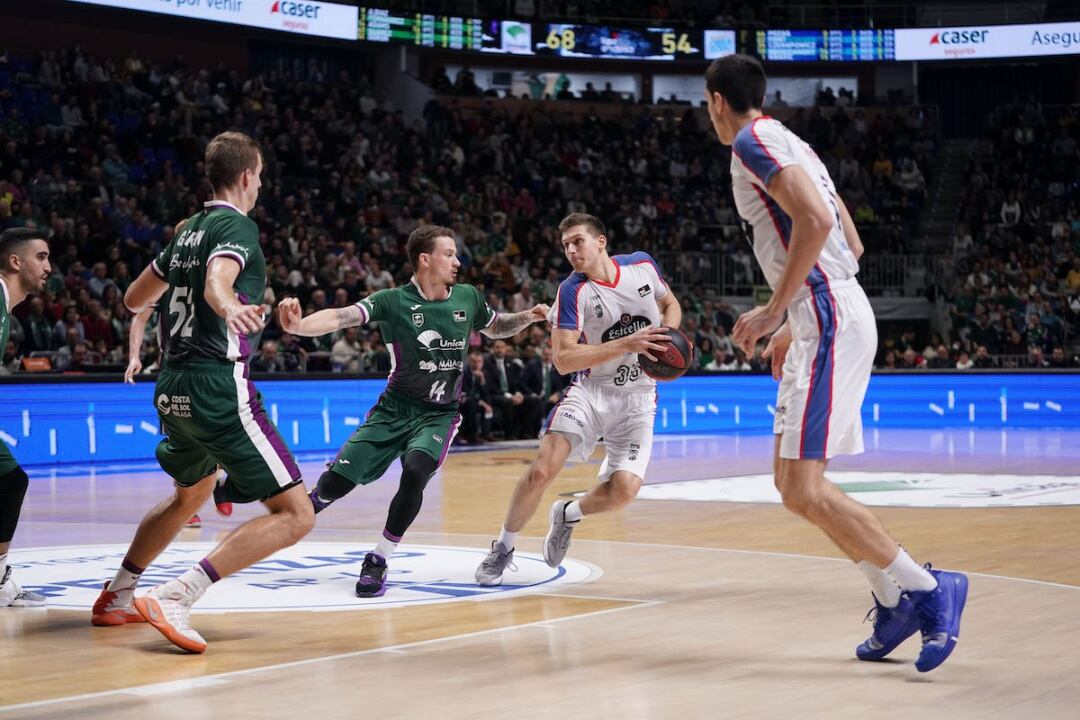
top-left (638, 327), bottom-right (695, 381)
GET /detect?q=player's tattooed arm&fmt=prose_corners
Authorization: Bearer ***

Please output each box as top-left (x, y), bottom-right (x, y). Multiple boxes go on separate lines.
top-left (278, 298), bottom-right (367, 337)
top-left (481, 304), bottom-right (550, 339)
top-left (333, 304), bottom-right (367, 330)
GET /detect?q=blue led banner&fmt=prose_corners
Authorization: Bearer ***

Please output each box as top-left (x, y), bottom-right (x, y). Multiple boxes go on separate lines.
top-left (1, 373), bottom-right (1077, 467)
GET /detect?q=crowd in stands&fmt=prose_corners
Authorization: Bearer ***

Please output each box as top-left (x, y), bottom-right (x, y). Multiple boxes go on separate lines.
top-left (0, 41), bottom-right (1074, 436)
top-left (875, 98), bottom-right (1080, 370)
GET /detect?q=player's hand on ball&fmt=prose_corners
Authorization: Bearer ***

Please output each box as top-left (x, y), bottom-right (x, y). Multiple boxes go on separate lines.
top-left (733, 305), bottom-right (784, 356)
top-left (227, 303), bottom-right (266, 335)
top-left (622, 325), bottom-right (671, 362)
top-left (123, 357), bottom-right (142, 384)
top-left (762, 321), bottom-right (793, 381)
top-left (529, 303), bottom-right (550, 323)
top-left (277, 298), bottom-right (303, 334)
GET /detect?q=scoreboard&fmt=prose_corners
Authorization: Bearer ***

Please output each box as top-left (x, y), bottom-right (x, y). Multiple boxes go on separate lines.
top-left (358, 8), bottom-right (533, 54)
top-left (535, 24), bottom-right (703, 61)
top-left (755, 29), bottom-right (896, 61)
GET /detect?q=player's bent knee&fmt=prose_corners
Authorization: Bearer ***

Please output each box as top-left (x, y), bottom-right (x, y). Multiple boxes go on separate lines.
top-left (526, 463), bottom-right (555, 491)
top-left (0, 465), bottom-right (29, 498)
top-left (609, 473), bottom-right (643, 505)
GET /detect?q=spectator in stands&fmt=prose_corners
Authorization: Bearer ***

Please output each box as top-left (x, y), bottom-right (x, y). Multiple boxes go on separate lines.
top-left (973, 345), bottom-right (997, 369)
top-left (331, 327), bottom-right (364, 372)
top-left (955, 351), bottom-right (974, 370)
top-left (1048, 346), bottom-right (1075, 368)
top-left (460, 350), bottom-right (495, 443)
top-left (251, 340), bottom-right (285, 373)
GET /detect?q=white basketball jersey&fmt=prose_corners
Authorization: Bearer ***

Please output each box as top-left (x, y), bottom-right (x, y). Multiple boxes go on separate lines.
top-left (730, 116), bottom-right (859, 295)
top-left (550, 252), bottom-right (667, 392)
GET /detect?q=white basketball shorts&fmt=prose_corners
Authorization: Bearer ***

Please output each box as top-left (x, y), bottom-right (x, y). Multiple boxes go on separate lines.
top-left (540, 378), bottom-right (656, 481)
top-left (775, 278), bottom-right (876, 460)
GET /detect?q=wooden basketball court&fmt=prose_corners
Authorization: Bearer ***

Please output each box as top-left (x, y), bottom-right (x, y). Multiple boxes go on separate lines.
top-left (2, 430), bottom-right (1078, 719)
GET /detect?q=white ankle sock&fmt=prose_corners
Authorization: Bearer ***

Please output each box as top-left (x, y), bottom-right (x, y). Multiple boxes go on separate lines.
top-left (107, 566), bottom-right (142, 593)
top-left (373, 535), bottom-right (398, 561)
top-left (497, 527), bottom-right (517, 551)
top-left (857, 560), bottom-right (902, 607)
top-left (0, 552), bottom-right (8, 580)
top-left (563, 500), bottom-right (584, 523)
top-left (885, 547), bottom-right (938, 592)
top-left (174, 565), bottom-right (213, 601)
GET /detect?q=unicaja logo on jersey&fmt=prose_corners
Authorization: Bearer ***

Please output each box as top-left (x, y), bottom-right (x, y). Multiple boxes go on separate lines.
top-left (417, 329), bottom-right (467, 353)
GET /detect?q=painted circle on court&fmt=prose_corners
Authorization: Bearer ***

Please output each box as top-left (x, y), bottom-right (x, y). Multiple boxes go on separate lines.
top-left (11, 542), bottom-right (600, 612)
top-left (633, 471), bottom-right (1080, 508)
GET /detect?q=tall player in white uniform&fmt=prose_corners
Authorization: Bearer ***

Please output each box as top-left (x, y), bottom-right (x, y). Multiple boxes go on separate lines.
top-left (706, 55), bottom-right (967, 673)
top-left (475, 213), bottom-right (680, 584)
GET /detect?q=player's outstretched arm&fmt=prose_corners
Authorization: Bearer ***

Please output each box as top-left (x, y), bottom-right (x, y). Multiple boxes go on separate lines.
top-left (278, 297), bottom-right (365, 337)
top-left (481, 304), bottom-right (549, 339)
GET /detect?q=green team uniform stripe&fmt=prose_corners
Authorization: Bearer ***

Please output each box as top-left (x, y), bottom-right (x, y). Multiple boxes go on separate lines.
top-left (0, 277), bottom-right (17, 473)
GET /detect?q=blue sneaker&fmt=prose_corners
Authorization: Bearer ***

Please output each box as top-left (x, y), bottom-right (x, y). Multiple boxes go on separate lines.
top-left (909, 567), bottom-right (969, 672)
top-left (855, 594), bottom-right (920, 661)
top-left (309, 487), bottom-right (333, 514)
top-left (355, 552), bottom-right (388, 598)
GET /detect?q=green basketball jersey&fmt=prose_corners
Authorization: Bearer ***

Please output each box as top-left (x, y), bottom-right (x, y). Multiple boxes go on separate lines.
top-left (358, 279), bottom-right (496, 406)
top-left (0, 276), bottom-right (11, 356)
top-left (151, 201), bottom-right (265, 366)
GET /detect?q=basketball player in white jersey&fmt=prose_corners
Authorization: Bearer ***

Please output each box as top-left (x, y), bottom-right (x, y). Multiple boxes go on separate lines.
top-left (705, 54), bottom-right (967, 673)
top-left (475, 213), bottom-right (681, 585)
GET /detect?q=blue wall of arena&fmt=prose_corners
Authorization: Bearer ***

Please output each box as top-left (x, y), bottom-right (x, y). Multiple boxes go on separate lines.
top-left (1, 372), bottom-right (1078, 467)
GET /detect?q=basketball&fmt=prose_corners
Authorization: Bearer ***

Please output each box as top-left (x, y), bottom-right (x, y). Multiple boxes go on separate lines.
top-left (638, 327), bottom-right (695, 381)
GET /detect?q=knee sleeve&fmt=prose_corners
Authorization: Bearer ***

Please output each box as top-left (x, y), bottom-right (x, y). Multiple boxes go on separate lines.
top-left (384, 452), bottom-right (439, 538)
top-left (0, 466), bottom-right (29, 543)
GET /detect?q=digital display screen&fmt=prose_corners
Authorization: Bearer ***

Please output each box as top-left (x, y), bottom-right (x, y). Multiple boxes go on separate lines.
top-left (535, 24), bottom-right (702, 61)
top-left (755, 29), bottom-right (896, 61)
top-left (358, 8), bottom-right (533, 54)
top-left (4, 374), bottom-right (1077, 467)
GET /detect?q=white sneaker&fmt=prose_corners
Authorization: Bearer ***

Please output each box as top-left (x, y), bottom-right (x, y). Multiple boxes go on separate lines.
top-left (134, 582), bottom-right (207, 653)
top-left (475, 541), bottom-right (516, 587)
top-left (542, 500), bottom-right (579, 568)
top-left (0, 566), bottom-right (46, 607)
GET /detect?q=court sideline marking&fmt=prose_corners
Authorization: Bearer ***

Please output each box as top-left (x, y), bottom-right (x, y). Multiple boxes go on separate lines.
top-left (0, 597), bottom-right (663, 714)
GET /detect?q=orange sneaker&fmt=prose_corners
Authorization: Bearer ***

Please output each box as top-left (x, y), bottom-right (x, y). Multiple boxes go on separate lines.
top-left (134, 584), bottom-right (207, 654)
top-left (185, 514), bottom-right (202, 528)
top-left (91, 582), bottom-right (146, 626)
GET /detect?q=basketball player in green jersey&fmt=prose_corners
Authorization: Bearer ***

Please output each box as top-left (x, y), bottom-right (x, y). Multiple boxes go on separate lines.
top-left (91, 131), bottom-right (314, 653)
top-left (278, 225), bottom-right (548, 597)
top-left (0, 228), bottom-right (51, 607)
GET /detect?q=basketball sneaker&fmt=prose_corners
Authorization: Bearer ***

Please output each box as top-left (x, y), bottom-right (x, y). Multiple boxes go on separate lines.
top-left (91, 581), bottom-right (145, 626)
top-left (0, 566), bottom-right (46, 607)
top-left (543, 500), bottom-right (579, 568)
top-left (909, 566), bottom-right (968, 672)
top-left (855, 595), bottom-right (919, 661)
top-left (213, 475), bottom-right (233, 517)
top-left (475, 541), bottom-right (516, 587)
top-left (309, 487), bottom-right (334, 514)
top-left (185, 514), bottom-right (202, 529)
top-left (134, 581), bottom-right (207, 654)
top-left (354, 552), bottom-right (388, 598)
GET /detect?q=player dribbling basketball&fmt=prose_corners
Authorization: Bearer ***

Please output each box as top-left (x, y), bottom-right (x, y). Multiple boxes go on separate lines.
top-left (476, 213), bottom-right (683, 585)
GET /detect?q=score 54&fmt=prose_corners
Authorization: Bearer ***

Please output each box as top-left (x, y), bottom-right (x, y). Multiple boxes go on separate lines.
top-left (661, 32), bottom-right (693, 54)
